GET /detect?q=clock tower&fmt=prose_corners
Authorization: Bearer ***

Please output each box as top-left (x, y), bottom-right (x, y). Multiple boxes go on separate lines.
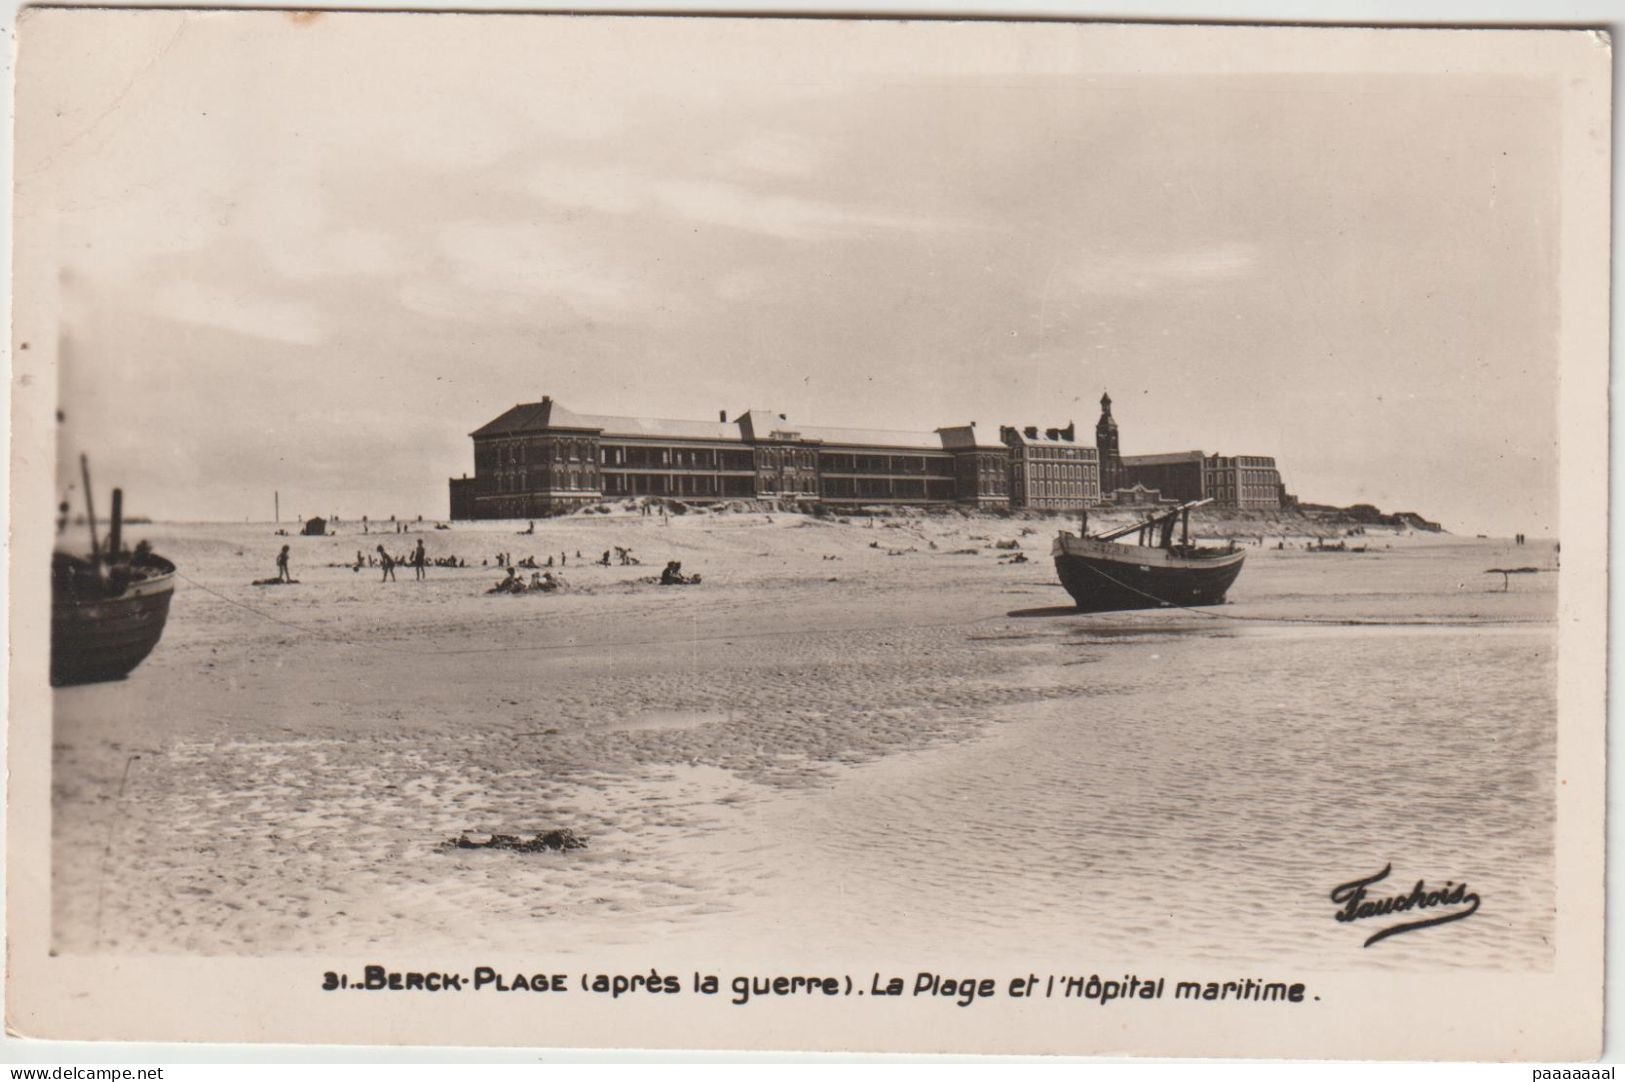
top-left (1095, 391), bottom-right (1122, 492)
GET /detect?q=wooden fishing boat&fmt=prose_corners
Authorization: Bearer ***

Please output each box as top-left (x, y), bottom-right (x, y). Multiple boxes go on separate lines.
top-left (1052, 498), bottom-right (1245, 613)
top-left (52, 551), bottom-right (176, 686)
top-left (50, 458), bottom-right (176, 686)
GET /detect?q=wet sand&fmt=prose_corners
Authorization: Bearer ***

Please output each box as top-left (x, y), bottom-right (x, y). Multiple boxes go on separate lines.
top-left (51, 511), bottom-right (1558, 968)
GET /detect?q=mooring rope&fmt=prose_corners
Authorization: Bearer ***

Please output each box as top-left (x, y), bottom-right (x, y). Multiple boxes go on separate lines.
top-left (176, 571), bottom-right (340, 638)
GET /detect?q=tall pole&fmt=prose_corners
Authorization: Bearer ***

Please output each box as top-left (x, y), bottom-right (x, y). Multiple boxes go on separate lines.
top-left (80, 455), bottom-right (103, 582)
top-left (109, 488), bottom-right (124, 559)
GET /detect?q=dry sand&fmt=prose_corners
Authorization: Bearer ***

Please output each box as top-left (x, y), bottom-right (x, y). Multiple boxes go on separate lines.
top-left (51, 508), bottom-right (1558, 966)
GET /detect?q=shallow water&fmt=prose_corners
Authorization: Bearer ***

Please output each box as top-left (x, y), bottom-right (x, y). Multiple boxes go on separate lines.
top-left (706, 622), bottom-right (1555, 970)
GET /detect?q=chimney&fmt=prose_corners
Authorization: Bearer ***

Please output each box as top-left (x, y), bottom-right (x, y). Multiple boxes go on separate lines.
top-left (1062, 422), bottom-right (1075, 442)
top-left (719, 410), bottom-right (727, 422)
top-left (1045, 428), bottom-right (1060, 441)
top-left (1024, 426), bottom-right (1038, 439)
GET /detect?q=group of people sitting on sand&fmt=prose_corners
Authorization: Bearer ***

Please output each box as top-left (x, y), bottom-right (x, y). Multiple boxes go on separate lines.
top-left (659, 561), bottom-right (700, 586)
top-left (279, 538), bottom-right (699, 591)
top-left (488, 567), bottom-right (566, 594)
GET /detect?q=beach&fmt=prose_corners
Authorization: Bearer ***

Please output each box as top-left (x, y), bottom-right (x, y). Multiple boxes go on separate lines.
top-left (51, 510), bottom-right (1559, 970)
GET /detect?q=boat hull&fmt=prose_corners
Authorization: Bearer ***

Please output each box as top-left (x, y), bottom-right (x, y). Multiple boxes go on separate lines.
top-left (1052, 534), bottom-right (1245, 613)
top-left (51, 562), bottom-right (176, 686)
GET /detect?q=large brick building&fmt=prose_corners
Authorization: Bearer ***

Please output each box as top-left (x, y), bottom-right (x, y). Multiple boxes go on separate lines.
top-left (448, 394), bottom-right (1283, 519)
top-left (1001, 423), bottom-right (1100, 510)
top-left (450, 398), bottom-right (1031, 519)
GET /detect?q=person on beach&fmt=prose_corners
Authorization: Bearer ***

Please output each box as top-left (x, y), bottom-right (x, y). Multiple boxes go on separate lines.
top-left (275, 545), bottom-right (292, 583)
top-left (413, 539), bottom-right (427, 580)
top-left (376, 545), bottom-right (396, 582)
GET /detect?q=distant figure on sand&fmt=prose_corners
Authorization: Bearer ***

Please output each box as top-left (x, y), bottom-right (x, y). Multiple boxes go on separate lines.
top-left (276, 545), bottom-right (291, 583)
top-left (376, 545), bottom-right (396, 582)
top-left (354, 550), bottom-right (365, 573)
top-left (413, 539), bottom-right (427, 580)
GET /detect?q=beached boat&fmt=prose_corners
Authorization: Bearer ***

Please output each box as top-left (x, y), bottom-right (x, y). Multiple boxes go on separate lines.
top-left (1052, 498), bottom-right (1245, 613)
top-left (50, 459), bottom-right (176, 686)
top-left (52, 551), bottom-right (176, 685)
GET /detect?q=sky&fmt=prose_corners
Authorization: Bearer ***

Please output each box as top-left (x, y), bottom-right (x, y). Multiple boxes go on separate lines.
top-left (16, 13), bottom-right (1567, 535)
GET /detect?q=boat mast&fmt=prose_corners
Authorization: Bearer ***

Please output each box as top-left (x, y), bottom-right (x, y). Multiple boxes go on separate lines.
top-left (1092, 498), bottom-right (1214, 544)
top-left (79, 454), bottom-right (105, 587)
top-left (80, 454), bottom-right (101, 566)
top-left (109, 488), bottom-right (123, 559)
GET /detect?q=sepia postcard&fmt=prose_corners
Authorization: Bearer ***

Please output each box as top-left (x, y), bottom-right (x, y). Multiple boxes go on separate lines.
top-left (6, 10), bottom-right (1610, 1059)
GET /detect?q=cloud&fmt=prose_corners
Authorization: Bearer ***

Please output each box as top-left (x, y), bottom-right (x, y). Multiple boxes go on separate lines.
top-left (394, 221), bottom-right (643, 321)
top-left (152, 278), bottom-right (324, 345)
top-left (1061, 242), bottom-right (1261, 297)
top-left (525, 159), bottom-right (955, 241)
top-left (655, 176), bottom-right (931, 240)
top-left (720, 130), bottom-right (826, 177)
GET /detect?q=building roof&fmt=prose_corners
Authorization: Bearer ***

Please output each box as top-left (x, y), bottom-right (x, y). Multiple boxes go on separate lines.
top-left (474, 396), bottom-right (1066, 451)
top-left (935, 424), bottom-right (1005, 451)
top-left (586, 413), bottom-right (741, 441)
top-left (470, 400), bottom-right (565, 437)
top-left (1004, 431), bottom-right (1093, 451)
top-left (1121, 451), bottom-right (1205, 466)
top-left (471, 398), bottom-right (739, 441)
top-left (797, 424), bottom-right (949, 452)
